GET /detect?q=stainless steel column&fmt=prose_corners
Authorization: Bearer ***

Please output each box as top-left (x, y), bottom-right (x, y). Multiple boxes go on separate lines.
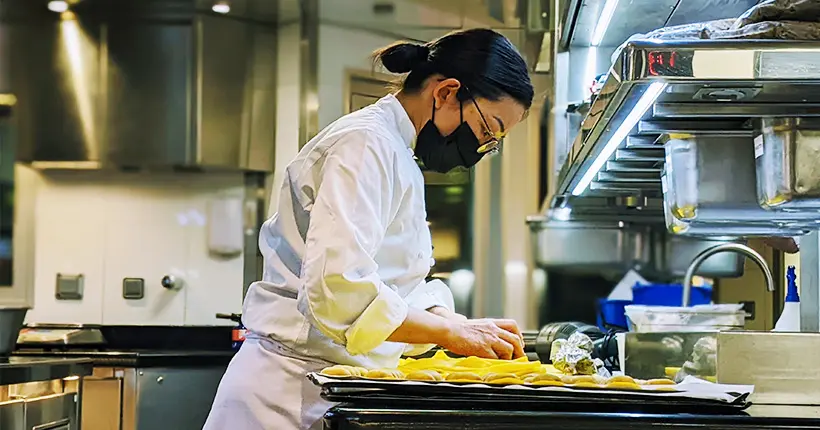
top-left (800, 231), bottom-right (820, 332)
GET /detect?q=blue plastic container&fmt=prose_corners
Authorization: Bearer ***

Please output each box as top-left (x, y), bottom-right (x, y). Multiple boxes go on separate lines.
top-left (597, 299), bottom-right (632, 329)
top-left (632, 283), bottom-right (712, 307)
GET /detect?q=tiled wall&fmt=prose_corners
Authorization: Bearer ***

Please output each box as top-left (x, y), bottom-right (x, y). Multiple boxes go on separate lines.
top-left (24, 168), bottom-right (245, 326)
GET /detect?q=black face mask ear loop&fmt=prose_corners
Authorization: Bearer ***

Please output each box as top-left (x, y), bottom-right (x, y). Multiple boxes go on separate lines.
top-left (459, 93), bottom-right (464, 124)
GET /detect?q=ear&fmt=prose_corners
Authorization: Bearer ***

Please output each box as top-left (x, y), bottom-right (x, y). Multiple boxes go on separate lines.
top-left (432, 78), bottom-right (462, 109)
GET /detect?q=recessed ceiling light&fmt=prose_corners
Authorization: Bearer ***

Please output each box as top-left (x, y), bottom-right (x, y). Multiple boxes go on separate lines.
top-left (212, 2), bottom-right (230, 14)
top-left (47, 0), bottom-right (69, 13)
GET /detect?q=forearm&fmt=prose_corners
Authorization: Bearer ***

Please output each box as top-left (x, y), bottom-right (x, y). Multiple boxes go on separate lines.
top-left (387, 307), bottom-right (453, 346)
top-left (427, 306), bottom-right (467, 321)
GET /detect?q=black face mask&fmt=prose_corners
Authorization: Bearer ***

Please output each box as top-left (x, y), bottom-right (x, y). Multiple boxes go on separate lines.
top-left (414, 102), bottom-right (484, 173)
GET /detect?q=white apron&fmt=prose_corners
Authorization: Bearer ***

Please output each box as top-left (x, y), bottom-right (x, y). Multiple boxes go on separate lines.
top-left (203, 336), bottom-right (336, 430)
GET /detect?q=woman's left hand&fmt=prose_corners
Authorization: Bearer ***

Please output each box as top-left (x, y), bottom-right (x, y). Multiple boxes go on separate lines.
top-left (428, 306), bottom-right (467, 322)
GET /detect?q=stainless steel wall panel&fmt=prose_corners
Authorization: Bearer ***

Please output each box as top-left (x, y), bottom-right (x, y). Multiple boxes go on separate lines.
top-left (9, 18), bottom-right (103, 163)
top-left (3, 1), bottom-right (276, 172)
top-left (105, 23), bottom-right (192, 167)
top-left (197, 16), bottom-right (252, 168)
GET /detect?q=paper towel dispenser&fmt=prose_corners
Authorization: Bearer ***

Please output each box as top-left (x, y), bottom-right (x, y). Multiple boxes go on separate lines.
top-left (1, 0), bottom-right (276, 172)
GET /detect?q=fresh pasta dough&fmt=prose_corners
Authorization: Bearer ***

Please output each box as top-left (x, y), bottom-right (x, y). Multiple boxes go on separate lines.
top-left (320, 365), bottom-right (366, 377)
top-left (405, 370), bottom-right (444, 382)
top-left (644, 378), bottom-right (676, 386)
top-left (483, 373), bottom-right (524, 385)
top-left (607, 375), bottom-right (637, 385)
top-left (317, 350), bottom-right (679, 392)
top-left (366, 369), bottom-right (404, 380)
top-left (483, 373), bottom-right (517, 383)
top-left (606, 381), bottom-right (641, 390)
top-left (445, 371), bottom-right (483, 382)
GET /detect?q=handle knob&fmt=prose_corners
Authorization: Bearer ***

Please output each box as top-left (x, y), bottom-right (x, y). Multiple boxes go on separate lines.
top-left (161, 275), bottom-right (181, 290)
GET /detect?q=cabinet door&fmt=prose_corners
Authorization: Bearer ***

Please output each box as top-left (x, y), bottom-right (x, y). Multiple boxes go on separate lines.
top-left (81, 377), bottom-right (122, 430)
top-left (101, 182), bottom-right (187, 325)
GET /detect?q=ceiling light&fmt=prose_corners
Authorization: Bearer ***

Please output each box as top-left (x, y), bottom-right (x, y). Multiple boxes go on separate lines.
top-left (212, 2), bottom-right (230, 14)
top-left (572, 82), bottom-right (666, 196)
top-left (47, 0), bottom-right (69, 13)
top-left (590, 0), bottom-right (620, 46)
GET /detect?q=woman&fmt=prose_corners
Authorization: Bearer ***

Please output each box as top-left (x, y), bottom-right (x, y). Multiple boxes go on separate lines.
top-left (204, 28), bottom-right (535, 430)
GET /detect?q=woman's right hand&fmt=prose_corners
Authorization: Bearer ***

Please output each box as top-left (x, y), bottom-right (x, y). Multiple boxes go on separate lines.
top-left (441, 318), bottom-right (525, 360)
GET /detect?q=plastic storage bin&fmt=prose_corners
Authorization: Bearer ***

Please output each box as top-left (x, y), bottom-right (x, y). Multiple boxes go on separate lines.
top-left (756, 117), bottom-right (820, 210)
top-left (625, 304), bottom-right (745, 333)
top-left (597, 299), bottom-right (631, 329)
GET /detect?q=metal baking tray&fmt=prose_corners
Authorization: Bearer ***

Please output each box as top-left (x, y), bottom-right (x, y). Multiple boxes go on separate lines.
top-left (308, 374), bottom-right (752, 412)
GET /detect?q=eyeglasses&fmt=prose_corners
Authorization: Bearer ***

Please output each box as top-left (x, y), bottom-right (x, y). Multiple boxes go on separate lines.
top-left (463, 87), bottom-right (506, 155)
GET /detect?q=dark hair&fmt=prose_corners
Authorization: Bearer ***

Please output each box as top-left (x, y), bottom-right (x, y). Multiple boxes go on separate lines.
top-left (373, 29), bottom-right (534, 109)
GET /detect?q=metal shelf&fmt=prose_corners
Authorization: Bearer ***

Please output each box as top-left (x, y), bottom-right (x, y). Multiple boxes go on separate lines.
top-left (554, 39), bottom-right (820, 213)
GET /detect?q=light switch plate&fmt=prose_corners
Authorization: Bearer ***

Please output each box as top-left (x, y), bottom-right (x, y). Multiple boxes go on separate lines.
top-left (55, 273), bottom-right (84, 300)
top-left (122, 278), bottom-right (145, 300)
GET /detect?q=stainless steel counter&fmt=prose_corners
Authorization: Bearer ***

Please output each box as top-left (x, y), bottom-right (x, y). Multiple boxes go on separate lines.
top-left (0, 357), bottom-right (92, 386)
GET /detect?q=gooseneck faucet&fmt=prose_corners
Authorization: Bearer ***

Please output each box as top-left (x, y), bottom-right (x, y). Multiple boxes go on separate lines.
top-left (682, 243), bottom-right (774, 307)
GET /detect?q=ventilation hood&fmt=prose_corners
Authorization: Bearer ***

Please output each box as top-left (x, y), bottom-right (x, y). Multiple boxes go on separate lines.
top-left (1, 0), bottom-right (277, 171)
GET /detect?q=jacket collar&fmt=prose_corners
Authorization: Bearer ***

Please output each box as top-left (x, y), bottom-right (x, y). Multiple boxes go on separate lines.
top-left (379, 93), bottom-right (416, 149)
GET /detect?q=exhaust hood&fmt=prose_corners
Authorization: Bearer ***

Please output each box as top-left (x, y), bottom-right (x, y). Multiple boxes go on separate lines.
top-left (1, 0), bottom-right (277, 171)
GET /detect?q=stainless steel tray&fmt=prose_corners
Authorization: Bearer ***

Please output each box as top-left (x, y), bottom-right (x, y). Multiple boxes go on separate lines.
top-left (308, 374), bottom-right (752, 411)
top-left (527, 217), bottom-right (650, 272)
top-left (756, 117), bottom-right (820, 210)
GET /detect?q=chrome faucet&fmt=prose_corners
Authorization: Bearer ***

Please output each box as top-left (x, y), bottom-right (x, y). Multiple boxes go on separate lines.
top-left (682, 243), bottom-right (774, 307)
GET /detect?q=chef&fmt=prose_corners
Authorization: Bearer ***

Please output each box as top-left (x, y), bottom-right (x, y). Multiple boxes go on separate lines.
top-left (204, 28), bottom-right (535, 430)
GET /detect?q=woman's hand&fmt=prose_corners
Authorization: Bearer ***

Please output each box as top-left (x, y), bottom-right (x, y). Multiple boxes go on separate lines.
top-left (441, 318), bottom-right (525, 360)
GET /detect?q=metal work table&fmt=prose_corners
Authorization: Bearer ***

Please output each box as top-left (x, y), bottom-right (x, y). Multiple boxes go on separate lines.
top-left (324, 404), bottom-right (820, 429)
top-left (0, 357), bottom-right (92, 386)
top-left (13, 349), bottom-right (234, 368)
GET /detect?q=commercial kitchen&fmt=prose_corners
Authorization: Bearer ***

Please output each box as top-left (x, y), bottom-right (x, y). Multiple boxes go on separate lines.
top-left (1, 0), bottom-right (820, 429)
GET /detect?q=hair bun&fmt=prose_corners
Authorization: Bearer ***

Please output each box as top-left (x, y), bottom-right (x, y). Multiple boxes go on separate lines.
top-left (373, 42), bottom-right (430, 74)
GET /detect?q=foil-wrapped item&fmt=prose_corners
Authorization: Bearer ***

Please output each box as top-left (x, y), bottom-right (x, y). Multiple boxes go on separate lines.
top-left (550, 332), bottom-right (597, 375)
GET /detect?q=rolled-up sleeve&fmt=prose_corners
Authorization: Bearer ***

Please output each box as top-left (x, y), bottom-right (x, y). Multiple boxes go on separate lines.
top-left (298, 130), bottom-right (408, 356)
top-left (405, 279), bottom-right (455, 313)
top-left (402, 279), bottom-right (455, 356)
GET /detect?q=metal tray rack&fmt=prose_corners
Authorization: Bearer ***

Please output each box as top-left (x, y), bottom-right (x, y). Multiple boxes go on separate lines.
top-left (553, 39), bottom-right (820, 218)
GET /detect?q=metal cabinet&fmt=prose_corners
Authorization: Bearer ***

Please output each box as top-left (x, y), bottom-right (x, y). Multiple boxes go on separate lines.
top-left (0, 393), bottom-right (78, 430)
top-left (81, 365), bottom-right (225, 430)
top-left (25, 393), bottom-right (77, 430)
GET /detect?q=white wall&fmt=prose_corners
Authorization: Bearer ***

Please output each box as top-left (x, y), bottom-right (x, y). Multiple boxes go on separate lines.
top-left (316, 24), bottom-right (397, 129)
top-left (24, 168), bottom-right (244, 325)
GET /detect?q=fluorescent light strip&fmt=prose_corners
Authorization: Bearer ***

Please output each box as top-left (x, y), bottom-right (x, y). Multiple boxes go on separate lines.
top-left (591, 0), bottom-right (620, 46)
top-left (571, 82), bottom-right (667, 196)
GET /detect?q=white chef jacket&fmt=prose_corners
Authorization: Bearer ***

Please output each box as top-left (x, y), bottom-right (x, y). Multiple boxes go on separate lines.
top-left (242, 94), bottom-right (454, 370)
